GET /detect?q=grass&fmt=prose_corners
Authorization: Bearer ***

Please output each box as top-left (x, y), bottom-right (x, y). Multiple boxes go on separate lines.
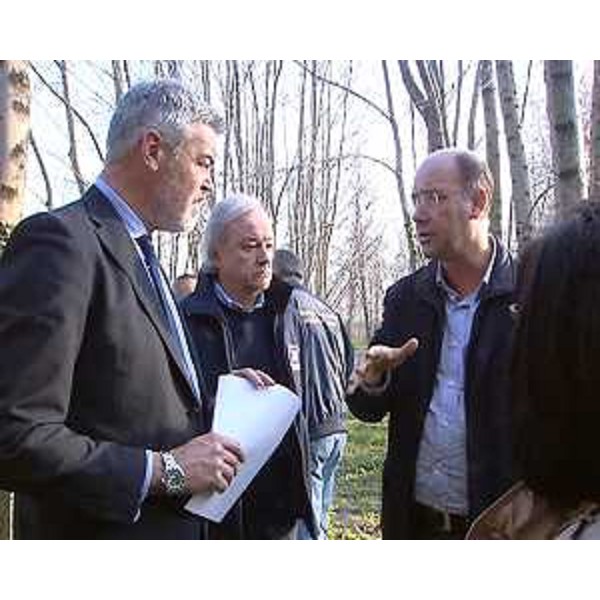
top-left (329, 416), bottom-right (388, 540)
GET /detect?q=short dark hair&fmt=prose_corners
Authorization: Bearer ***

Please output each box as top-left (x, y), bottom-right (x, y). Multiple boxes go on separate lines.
top-left (512, 200), bottom-right (600, 507)
top-left (273, 249), bottom-right (304, 285)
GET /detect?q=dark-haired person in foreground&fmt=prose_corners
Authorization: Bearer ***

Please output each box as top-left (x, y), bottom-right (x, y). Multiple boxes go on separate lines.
top-left (469, 201), bottom-right (600, 539)
top-left (347, 148), bottom-right (516, 539)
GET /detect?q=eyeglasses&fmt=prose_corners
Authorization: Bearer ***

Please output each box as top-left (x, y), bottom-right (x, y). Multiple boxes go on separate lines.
top-left (411, 188), bottom-right (465, 209)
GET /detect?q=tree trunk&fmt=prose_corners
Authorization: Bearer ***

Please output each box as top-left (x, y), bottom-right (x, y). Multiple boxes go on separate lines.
top-left (0, 60), bottom-right (29, 540)
top-left (0, 60), bottom-right (31, 241)
top-left (111, 60), bottom-right (125, 104)
top-left (452, 60), bottom-right (464, 146)
top-left (398, 60), bottom-right (446, 152)
top-left (56, 60), bottom-right (86, 195)
top-left (496, 60), bottom-right (533, 248)
top-left (480, 60), bottom-right (502, 238)
top-left (544, 60), bottom-right (584, 215)
top-left (383, 61), bottom-right (420, 270)
top-left (590, 61), bottom-right (600, 201)
top-left (467, 62), bottom-right (482, 150)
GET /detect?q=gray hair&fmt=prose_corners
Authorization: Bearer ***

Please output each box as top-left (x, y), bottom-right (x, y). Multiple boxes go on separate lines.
top-left (202, 194), bottom-right (268, 273)
top-left (273, 248), bottom-right (304, 285)
top-left (106, 79), bottom-right (224, 164)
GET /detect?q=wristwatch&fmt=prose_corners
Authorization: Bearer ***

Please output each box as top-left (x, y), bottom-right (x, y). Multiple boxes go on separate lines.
top-left (160, 451), bottom-right (187, 496)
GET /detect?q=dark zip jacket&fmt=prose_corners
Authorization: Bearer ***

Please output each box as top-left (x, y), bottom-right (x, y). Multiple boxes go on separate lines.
top-left (182, 274), bottom-right (316, 538)
top-left (346, 240), bottom-right (516, 539)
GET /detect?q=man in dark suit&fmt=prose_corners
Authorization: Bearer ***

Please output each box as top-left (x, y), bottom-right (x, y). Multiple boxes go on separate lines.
top-left (0, 80), bottom-right (245, 539)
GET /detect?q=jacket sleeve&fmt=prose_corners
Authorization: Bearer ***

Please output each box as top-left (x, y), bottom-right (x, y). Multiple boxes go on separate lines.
top-left (346, 283), bottom-right (411, 423)
top-left (0, 213), bottom-right (147, 525)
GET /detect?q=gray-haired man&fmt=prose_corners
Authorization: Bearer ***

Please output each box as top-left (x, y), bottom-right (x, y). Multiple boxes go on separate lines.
top-left (182, 194), bottom-right (316, 539)
top-left (0, 80), bottom-right (245, 539)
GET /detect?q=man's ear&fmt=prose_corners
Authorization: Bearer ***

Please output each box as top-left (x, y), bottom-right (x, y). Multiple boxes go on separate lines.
top-left (469, 184), bottom-right (489, 220)
top-left (141, 130), bottom-right (163, 172)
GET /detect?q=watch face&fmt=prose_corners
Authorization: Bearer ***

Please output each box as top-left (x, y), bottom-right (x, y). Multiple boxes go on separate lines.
top-left (167, 470), bottom-right (186, 492)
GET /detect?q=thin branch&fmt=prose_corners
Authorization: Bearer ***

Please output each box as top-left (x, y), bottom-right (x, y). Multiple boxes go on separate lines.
top-left (29, 131), bottom-right (53, 209)
top-left (29, 61), bottom-right (105, 162)
top-left (292, 60), bottom-right (392, 124)
top-left (519, 60), bottom-right (534, 128)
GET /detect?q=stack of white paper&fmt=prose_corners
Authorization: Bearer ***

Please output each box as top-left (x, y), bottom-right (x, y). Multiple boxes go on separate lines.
top-left (185, 374), bottom-right (301, 523)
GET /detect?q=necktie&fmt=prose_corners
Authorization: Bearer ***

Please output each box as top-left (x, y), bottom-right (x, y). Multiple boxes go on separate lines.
top-left (136, 234), bottom-right (200, 399)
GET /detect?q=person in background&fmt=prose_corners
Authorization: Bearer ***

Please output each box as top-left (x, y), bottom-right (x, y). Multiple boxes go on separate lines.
top-left (173, 273), bottom-right (198, 300)
top-left (468, 201), bottom-right (600, 540)
top-left (273, 248), bottom-right (354, 540)
top-left (0, 79), bottom-right (245, 539)
top-left (182, 195), bottom-right (315, 540)
top-left (347, 148), bottom-right (516, 539)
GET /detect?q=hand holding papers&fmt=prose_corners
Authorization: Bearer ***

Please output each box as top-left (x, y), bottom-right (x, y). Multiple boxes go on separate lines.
top-left (185, 374), bottom-right (301, 522)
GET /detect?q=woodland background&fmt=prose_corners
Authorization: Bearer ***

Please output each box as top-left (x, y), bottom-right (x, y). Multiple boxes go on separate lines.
top-left (1, 59), bottom-right (599, 539)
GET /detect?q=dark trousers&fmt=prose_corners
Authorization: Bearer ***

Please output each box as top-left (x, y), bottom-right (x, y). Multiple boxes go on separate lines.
top-left (409, 503), bottom-right (470, 540)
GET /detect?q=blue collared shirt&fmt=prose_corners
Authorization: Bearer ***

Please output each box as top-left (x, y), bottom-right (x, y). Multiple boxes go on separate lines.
top-left (214, 280), bottom-right (265, 313)
top-left (414, 239), bottom-right (497, 515)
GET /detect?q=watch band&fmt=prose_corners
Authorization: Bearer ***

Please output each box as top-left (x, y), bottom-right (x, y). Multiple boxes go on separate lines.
top-left (160, 451), bottom-right (187, 496)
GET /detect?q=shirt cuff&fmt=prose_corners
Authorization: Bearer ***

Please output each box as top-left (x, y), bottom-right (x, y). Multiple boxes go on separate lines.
top-left (134, 450), bottom-right (154, 522)
top-left (359, 369), bottom-right (392, 396)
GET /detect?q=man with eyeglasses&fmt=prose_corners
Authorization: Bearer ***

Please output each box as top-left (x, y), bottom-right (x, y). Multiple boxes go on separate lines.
top-left (347, 148), bottom-right (516, 539)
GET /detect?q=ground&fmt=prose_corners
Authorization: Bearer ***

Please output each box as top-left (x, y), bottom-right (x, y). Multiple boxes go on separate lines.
top-left (329, 416), bottom-right (387, 540)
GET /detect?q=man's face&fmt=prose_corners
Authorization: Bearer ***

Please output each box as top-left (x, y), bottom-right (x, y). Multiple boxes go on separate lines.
top-left (412, 155), bottom-right (473, 261)
top-left (152, 121), bottom-right (217, 233)
top-left (214, 208), bottom-right (274, 304)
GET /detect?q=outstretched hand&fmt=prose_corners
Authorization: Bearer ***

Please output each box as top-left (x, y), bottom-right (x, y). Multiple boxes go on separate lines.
top-left (348, 338), bottom-right (420, 393)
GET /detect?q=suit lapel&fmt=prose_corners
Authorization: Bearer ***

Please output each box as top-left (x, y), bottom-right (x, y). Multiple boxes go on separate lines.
top-left (83, 187), bottom-right (198, 401)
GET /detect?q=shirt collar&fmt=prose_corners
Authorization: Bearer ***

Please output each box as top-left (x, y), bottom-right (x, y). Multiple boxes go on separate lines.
top-left (436, 237), bottom-right (497, 303)
top-left (95, 177), bottom-right (148, 240)
top-left (213, 281), bottom-right (265, 314)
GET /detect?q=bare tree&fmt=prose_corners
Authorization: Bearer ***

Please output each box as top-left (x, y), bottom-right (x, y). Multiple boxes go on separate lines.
top-left (1, 60), bottom-right (31, 246)
top-left (467, 61), bottom-right (482, 150)
top-left (480, 60), bottom-right (502, 238)
top-left (29, 62), bottom-right (105, 163)
top-left (496, 60), bottom-right (533, 248)
top-left (29, 131), bottom-right (53, 209)
top-left (111, 60), bottom-right (125, 104)
top-left (0, 59), bottom-right (30, 540)
top-left (56, 61), bottom-right (86, 195)
top-left (590, 61), bottom-right (600, 201)
top-left (382, 61), bottom-right (420, 270)
top-left (452, 60), bottom-right (465, 146)
top-left (398, 60), bottom-right (447, 152)
top-left (544, 60), bottom-right (584, 215)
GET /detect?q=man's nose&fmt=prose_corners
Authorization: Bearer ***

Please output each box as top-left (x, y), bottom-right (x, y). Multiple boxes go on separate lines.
top-left (257, 245), bottom-right (271, 262)
top-left (412, 201), bottom-right (429, 224)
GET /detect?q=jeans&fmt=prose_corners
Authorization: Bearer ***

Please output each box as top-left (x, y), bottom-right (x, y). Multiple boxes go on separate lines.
top-left (297, 432), bottom-right (347, 540)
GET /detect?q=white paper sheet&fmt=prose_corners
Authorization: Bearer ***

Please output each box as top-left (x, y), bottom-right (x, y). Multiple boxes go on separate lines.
top-left (184, 374), bottom-right (301, 523)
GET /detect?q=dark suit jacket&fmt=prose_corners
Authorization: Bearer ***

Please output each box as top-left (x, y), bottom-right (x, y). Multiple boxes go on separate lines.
top-left (0, 186), bottom-right (208, 539)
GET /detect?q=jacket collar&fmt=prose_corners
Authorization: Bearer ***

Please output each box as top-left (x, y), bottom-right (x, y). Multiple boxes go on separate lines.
top-left (415, 237), bottom-right (514, 306)
top-left (84, 185), bottom-right (198, 399)
top-left (183, 272), bottom-right (293, 318)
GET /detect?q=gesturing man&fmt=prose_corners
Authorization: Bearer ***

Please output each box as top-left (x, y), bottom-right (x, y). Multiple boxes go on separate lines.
top-left (0, 80), bottom-right (243, 539)
top-left (348, 149), bottom-right (516, 539)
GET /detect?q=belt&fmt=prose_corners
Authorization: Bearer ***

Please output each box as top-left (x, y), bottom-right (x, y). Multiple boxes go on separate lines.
top-left (413, 502), bottom-right (470, 537)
